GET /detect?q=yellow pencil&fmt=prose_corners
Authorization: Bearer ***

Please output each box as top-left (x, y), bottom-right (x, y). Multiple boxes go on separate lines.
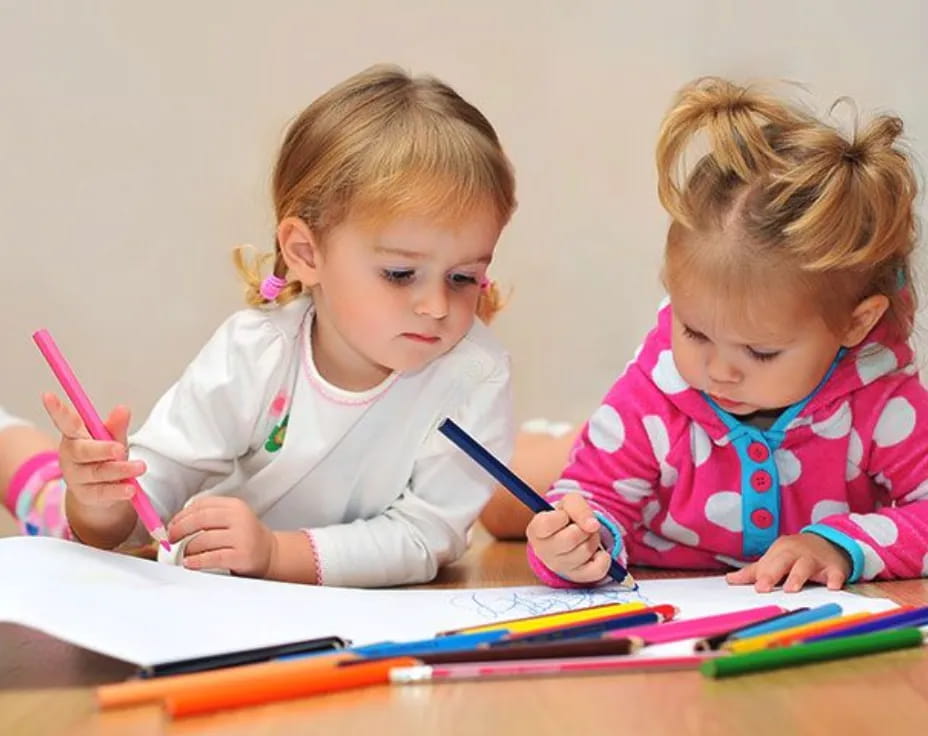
top-left (440, 601), bottom-right (648, 636)
top-left (724, 612), bottom-right (873, 654)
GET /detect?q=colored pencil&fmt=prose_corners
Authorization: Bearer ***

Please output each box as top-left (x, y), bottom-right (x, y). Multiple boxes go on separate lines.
top-left (727, 603), bottom-right (842, 640)
top-left (97, 651), bottom-right (358, 709)
top-left (438, 417), bottom-right (636, 588)
top-left (438, 600), bottom-right (652, 636)
top-left (701, 627), bottom-right (927, 679)
top-left (752, 606), bottom-right (916, 650)
top-left (606, 605), bottom-right (785, 645)
top-left (724, 612), bottom-right (872, 654)
top-left (355, 636), bottom-right (641, 666)
top-left (696, 608), bottom-right (810, 651)
top-left (497, 610), bottom-right (664, 645)
top-left (804, 606), bottom-right (928, 644)
top-left (346, 630), bottom-right (509, 659)
top-left (137, 635), bottom-right (348, 678)
top-left (33, 329), bottom-right (170, 550)
top-left (165, 656), bottom-right (417, 718)
top-left (390, 654), bottom-right (711, 684)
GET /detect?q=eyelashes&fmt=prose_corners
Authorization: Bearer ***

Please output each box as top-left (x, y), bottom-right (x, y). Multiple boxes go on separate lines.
top-left (380, 269), bottom-right (480, 288)
top-left (682, 325), bottom-right (781, 362)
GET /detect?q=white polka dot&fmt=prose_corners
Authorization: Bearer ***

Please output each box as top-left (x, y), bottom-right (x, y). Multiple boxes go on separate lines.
top-left (548, 479), bottom-right (592, 500)
top-left (858, 540), bottom-right (886, 580)
top-left (811, 500), bottom-right (850, 524)
top-left (903, 363), bottom-right (918, 376)
top-left (642, 500), bottom-right (661, 526)
top-left (775, 449), bottom-right (802, 486)
top-left (873, 397), bottom-right (916, 447)
top-left (690, 423), bottom-right (712, 467)
top-left (849, 513), bottom-right (899, 546)
top-left (787, 415), bottom-right (814, 431)
top-left (651, 350), bottom-right (689, 394)
top-left (612, 477), bottom-right (653, 504)
top-left (922, 551), bottom-right (928, 576)
top-left (846, 429), bottom-right (863, 481)
top-left (717, 435), bottom-right (732, 447)
top-left (588, 405), bottom-right (625, 453)
top-left (874, 472), bottom-right (893, 491)
top-left (661, 512), bottom-right (700, 546)
top-left (715, 554), bottom-right (748, 569)
top-left (642, 531), bottom-right (675, 551)
top-left (903, 480), bottom-right (928, 503)
top-left (643, 415), bottom-right (678, 486)
top-left (811, 401), bottom-right (852, 439)
top-left (704, 492), bottom-right (742, 532)
top-left (856, 343), bottom-right (897, 385)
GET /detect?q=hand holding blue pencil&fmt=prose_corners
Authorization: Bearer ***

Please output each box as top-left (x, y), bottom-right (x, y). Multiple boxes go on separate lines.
top-left (438, 418), bottom-right (636, 589)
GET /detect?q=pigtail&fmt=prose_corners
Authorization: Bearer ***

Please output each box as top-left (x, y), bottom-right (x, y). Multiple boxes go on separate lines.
top-left (770, 115), bottom-right (917, 271)
top-left (656, 77), bottom-right (806, 229)
top-left (232, 244), bottom-right (303, 308)
top-left (475, 280), bottom-right (506, 323)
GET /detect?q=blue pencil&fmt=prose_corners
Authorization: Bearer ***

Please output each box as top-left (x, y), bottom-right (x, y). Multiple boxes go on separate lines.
top-left (804, 606), bottom-right (928, 644)
top-left (729, 603), bottom-right (843, 640)
top-left (438, 418), bottom-right (637, 589)
top-left (490, 610), bottom-right (663, 645)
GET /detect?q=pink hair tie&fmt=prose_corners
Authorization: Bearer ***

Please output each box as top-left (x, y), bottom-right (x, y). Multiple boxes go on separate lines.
top-left (260, 275), bottom-right (287, 300)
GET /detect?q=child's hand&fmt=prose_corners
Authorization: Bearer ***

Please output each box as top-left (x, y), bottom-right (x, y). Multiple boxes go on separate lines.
top-left (42, 392), bottom-right (145, 508)
top-left (168, 496), bottom-right (276, 577)
top-left (525, 492), bottom-right (612, 584)
top-left (725, 533), bottom-right (851, 593)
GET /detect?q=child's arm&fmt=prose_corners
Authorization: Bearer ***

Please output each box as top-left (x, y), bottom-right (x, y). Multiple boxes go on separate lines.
top-left (526, 368), bottom-right (662, 587)
top-left (800, 376), bottom-right (928, 582)
top-left (298, 360), bottom-right (514, 587)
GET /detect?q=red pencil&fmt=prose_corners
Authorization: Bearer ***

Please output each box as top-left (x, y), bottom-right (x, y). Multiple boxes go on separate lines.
top-left (389, 654), bottom-right (711, 683)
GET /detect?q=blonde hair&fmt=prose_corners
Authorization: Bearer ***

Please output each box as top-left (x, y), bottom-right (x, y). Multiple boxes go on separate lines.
top-left (657, 77), bottom-right (918, 341)
top-left (234, 64), bottom-right (516, 322)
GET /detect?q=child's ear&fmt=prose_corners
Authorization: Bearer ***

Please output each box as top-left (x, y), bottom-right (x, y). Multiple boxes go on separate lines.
top-left (277, 217), bottom-right (323, 286)
top-left (843, 294), bottom-right (890, 347)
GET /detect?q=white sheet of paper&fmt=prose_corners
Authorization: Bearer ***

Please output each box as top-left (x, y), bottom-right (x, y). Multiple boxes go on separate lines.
top-left (0, 537), bottom-right (897, 666)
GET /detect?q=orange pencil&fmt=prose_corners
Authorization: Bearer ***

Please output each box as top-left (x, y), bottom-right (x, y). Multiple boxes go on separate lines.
top-left (97, 651), bottom-right (357, 709)
top-left (765, 606), bottom-right (915, 648)
top-left (725, 612), bottom-right (874, 654)
top-left (165, 656), bottom-right (417, 718)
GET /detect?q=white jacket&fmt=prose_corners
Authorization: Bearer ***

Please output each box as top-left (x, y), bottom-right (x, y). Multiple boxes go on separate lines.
top-left (129, 296), bottom-right (513, 587)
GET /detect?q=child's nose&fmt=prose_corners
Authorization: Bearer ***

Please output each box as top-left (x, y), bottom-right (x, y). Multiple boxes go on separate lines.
top-left (707, 351), bottom-right (741, 384)
top-left (414, 282), bottom-right (449, 320)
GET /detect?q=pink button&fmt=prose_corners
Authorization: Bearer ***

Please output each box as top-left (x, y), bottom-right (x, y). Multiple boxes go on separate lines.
top-left (747, 442), bottom-right (769, 462)
top-left (751, 470), bottom-right (772, 492)
top-left (751, 509), bottom-right (774, 529)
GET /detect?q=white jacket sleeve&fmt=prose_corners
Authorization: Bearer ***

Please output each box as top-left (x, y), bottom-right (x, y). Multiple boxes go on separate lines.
top-left (307, 356), bottom-right (514, 587)
top-left (128, 310), bottom-right (289, 526)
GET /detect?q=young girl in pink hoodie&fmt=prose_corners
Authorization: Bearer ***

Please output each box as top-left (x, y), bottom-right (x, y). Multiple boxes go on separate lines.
top-left (528, 77), bottom-right (926, 593)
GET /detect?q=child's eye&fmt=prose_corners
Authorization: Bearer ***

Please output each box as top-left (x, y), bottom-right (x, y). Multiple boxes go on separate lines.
top-left (683, 325), bottom-right (708, 342)
top-left (448, 272), bottom-right (479, 288)
top-left (382, 268), bottom-right (415, 284)
top-left (747, 348), bottom-right (781, 362)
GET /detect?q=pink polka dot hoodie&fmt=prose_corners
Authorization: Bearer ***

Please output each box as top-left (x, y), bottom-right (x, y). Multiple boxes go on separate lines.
top-left (528, 303), bottom-right (928, 587)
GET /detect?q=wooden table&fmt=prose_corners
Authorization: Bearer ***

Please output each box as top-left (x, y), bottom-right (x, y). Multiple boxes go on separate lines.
top-left (2, 523), bottom-right (928, 736)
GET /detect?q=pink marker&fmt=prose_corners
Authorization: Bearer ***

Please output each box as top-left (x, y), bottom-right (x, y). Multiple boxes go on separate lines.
top-left (606, 605), bottom-right (786, 645)
top-left (32, 329), bottom-right (170, 551)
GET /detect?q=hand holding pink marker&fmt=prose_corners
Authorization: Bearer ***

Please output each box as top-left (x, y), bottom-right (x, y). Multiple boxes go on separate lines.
top-left (32, 329), bottom-right (171, 551)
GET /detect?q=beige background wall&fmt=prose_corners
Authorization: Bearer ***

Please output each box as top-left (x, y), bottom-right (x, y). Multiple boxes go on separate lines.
top-left (2, 1), bottom-right (926, 432)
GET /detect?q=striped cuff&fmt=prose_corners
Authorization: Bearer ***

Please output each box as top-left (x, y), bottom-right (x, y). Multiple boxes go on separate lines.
top-left (300, 528), bottom-right (324, 586)
top-left (801, 524), bottom-right (864, 583)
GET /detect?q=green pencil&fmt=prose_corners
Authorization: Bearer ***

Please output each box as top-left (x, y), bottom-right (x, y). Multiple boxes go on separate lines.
top-left (700, 627), bottom-right (926, 679)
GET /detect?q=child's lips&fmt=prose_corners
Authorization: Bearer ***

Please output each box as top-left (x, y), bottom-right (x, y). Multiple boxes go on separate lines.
top-left (711, 394), bottom-right (742, 409)
top-left (402, 332), bottom-right (440, 343)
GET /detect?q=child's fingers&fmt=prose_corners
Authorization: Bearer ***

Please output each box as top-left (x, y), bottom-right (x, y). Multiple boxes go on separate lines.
top-left (181, 529), bottom-right (236, 558)
top-left (64, 437), bottom-right (126, 464)
top-left (725, 564), bottom-right (756, 585)
top-left (782, 556), bottom-right (817, 593)
top-left (75, 459), bottom-right (145, 485)
top-left (820, 566), bottom-right (848, 591)
top-left (566, 549), bottom-right (612, 584)
top-left (104, 405), bottom-right (132, 447)
top-left (42, 392), bottom-right (90, 440)
top-left (528, 509), bottom-right (571, 539)
top-left (184, 548), bottom-right (235, 572)
top-left (80, 482), bottom-right (136, 504)
top-left (168, 504), bottom-right (233, 542)
top-left (753, 551), bottom-right (796, 593)
top-left (560, 493), bottom-right (600, 534)
top-left (555, 535), bottom-right (602, 571)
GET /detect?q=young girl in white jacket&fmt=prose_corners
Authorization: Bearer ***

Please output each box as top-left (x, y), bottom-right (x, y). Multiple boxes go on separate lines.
top-left (35, 65), bottom-right (517, 587)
